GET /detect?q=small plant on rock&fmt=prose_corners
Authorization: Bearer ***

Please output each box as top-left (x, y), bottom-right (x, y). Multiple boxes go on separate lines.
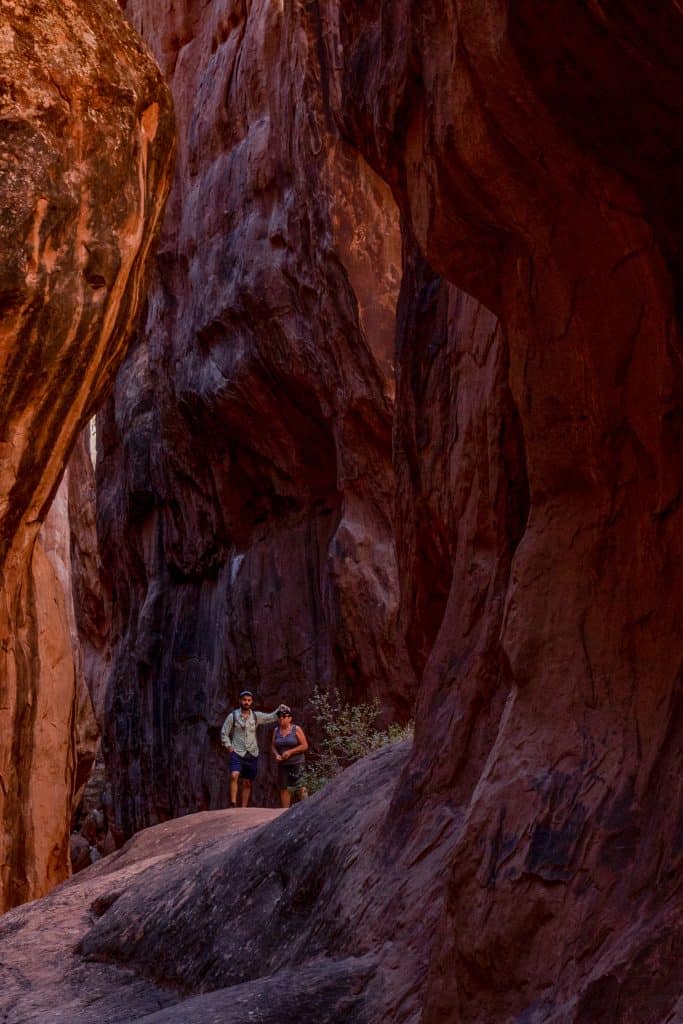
top-left (303, 687), bottom-right (413, 793)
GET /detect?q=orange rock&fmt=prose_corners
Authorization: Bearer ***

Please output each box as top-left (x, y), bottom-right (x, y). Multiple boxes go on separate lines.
top-left (0, 0), bottom-right (174, 910)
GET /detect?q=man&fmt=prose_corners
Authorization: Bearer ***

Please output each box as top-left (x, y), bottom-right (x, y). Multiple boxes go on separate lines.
top-left (221, 690), bottom-right (284, 807)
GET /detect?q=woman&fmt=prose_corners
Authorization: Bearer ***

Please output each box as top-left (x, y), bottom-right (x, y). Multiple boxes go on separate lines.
top-left (271, 705), bottom-right (309, 808)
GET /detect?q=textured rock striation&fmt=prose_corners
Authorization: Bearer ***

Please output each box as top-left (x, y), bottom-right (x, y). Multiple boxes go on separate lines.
top-left (66, 429), bottom-right (118, 866)
top-left (68, 427), bottom-right (113, 733)
top-left (0, 0), bottom-right (174, 910)
top-left (93, 0), bottom-right (415, 833)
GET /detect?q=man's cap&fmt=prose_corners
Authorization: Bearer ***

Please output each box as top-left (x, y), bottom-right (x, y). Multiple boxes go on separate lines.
top-left (239, 689), bottom-right (254, 698)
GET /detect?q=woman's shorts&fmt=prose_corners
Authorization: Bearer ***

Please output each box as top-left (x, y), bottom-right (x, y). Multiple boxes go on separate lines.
top-left (278, 761), bottom-right (306, 791)
top-left (230, 752), bottom-right (258, 780)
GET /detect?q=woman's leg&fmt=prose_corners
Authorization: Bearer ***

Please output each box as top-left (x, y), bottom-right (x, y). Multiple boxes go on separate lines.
top-left (296, 786), bottom-right (309, 801)
top-left (279, 788), bottom-right (292, 809)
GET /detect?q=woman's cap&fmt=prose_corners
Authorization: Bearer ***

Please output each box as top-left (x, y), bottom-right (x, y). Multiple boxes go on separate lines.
top-left (277, 705), bottom-right (292, 716)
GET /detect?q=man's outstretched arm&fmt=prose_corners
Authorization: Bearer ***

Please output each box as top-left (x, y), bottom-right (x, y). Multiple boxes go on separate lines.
top-left (255, 706), bottom-right (285, 725)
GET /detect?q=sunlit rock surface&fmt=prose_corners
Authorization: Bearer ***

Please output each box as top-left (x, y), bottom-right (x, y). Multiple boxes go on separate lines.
top-left (40, 470), bottom-right (99, 824)
top-left (0, 0), bottom-right (174, 910)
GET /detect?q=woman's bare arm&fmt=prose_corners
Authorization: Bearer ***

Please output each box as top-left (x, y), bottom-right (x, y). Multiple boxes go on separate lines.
top-left (292, 726), bottom-right (308, 754)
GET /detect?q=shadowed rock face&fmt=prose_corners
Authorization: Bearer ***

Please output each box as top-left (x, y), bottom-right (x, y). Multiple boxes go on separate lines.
top-left (0, 0), bottom-right (174, 910)
top-left (93, 0), bottom-right (415, 834)
top-left (321, 3), bottom-right (683, 1020)
top-left (68, 429), bottom-right (112, 733)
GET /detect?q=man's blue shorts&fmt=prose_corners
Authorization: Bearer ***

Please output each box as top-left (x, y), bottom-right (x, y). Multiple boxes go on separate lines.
top-left (230, 751), bottom-right (258, 781)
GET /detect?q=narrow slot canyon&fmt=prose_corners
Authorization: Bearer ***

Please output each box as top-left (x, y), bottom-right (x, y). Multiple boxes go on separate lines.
top-left (0, 2), bottom-right (681, 1023)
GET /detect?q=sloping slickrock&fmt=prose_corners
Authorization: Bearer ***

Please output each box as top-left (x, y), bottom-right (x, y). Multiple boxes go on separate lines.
top-left (91, 0), bottom-right (414, 833)
top-left (0, 0), bottom-right (174, 910)
top-left (125, 959), bottom-right (375, 1024)
top-left (0, 807), bottom-right (281, 1024)
top-left (0, 745), bottom-right (410, 1024)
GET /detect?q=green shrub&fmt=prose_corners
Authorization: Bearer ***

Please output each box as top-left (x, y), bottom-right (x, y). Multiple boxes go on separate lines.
top-left (303, 687), bottom-right (413, 793)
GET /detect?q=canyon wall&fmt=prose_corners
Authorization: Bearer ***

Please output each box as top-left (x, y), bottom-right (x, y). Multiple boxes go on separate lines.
top-left (93, 0), bottom-right (415, 833)
top-left (1, 0), bottom-right (676, 1020)
top-left (39, 467), bottom-right (99, 823)
top-left (322, 3), bottom-right (683, 1020)
top-left (0, 0), bottom-right (174, 910)
top-left (91, 0), bottom-right (681, 1018)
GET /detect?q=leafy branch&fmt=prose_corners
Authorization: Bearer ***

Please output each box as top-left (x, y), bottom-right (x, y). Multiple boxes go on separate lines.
top-left (303, 687), bottom-right (413, 793)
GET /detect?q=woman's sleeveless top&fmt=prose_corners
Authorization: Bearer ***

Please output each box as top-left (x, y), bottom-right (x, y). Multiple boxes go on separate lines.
top-left (274, 724), bottom-right (305, 764)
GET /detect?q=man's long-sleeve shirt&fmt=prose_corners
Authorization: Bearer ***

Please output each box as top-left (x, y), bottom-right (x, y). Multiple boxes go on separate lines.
top-left (220, 708), bottom-right (280, 756)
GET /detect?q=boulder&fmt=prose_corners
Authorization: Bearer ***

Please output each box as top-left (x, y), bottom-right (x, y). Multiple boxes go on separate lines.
top-left (69, 834), bottom-right (91, 875)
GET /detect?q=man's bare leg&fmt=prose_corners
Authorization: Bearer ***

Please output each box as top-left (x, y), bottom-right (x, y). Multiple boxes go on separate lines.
top-left (229, 772), bottom-right (240, 806)
top-left (241, 778), bottom-right (252, 808)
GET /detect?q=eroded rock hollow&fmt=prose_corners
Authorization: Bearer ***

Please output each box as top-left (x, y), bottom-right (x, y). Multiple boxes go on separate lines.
top-left (0, 0), bottom-right (174, 910)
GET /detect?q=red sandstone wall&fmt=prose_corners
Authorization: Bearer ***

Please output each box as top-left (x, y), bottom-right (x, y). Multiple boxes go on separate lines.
top-left (39, 469), bottom-right (99, 819)
top-left (321, 3), bottom-right (683, 1019)
top-left (0, 0), bottom-right (174, 911)
top-left (0, 1), bottom-right (678, 1021)
top-left (83, 1), bottom-right (682, 1011)
top-left (56, 0), bottom-right (682, 1018)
